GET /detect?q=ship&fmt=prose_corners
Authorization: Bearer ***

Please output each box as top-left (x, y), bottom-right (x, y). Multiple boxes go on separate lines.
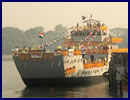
top-left (12, 15), bottom-right (127, 87)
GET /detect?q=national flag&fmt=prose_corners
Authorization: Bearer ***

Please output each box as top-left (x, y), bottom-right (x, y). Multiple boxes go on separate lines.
top-left (38, 32), bottom-right (44, 38)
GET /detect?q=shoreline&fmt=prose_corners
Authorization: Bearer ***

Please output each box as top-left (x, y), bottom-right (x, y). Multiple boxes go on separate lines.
top-left (2, 55), bottom-right (13, 61)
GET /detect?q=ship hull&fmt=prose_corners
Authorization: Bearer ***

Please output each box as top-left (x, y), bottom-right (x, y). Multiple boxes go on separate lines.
top-left (22, 76), bottom-right (105, 87)
top-left (13, 55), bottom-right (107, 87)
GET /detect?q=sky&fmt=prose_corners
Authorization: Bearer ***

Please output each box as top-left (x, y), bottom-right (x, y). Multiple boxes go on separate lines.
top-left (2, 2), bottom-right (128, 32)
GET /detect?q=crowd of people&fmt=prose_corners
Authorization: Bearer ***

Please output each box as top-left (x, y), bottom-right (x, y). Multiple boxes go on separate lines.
top-left (72, 21), bottom-right (106, 31)
top-left (12, 44), bottom-right (47, 56)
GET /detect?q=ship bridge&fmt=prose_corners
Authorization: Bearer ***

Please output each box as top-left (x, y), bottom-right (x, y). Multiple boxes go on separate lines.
top-left (70, 18), bottom-right (108, 42)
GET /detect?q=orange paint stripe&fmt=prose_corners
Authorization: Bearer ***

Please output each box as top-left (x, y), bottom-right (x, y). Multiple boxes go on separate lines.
top-left (83, 62), bottom-right (104, 69)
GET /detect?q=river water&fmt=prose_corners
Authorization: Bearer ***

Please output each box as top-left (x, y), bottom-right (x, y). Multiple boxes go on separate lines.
top-left (2, 60), bottom-right (113, 98)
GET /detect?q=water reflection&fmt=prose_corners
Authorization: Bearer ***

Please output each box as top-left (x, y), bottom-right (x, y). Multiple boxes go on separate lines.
top-left (2, 61), bottom-right (113, 98)
top-left (20, 83), bottom-right (112, 98)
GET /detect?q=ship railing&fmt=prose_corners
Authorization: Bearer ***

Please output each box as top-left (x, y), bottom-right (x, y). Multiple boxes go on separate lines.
top-left (71, 26), bottom-right (107, 32)
top-left (12, 51), bottom-right (18, 56)
top-left (111, 48), bottom-right (128, 53)
top-left (83, 61), bottom-right (108, 69)
top-left (61, 49), bottom-right (109, 56)
top-left (64, 60), bottom-right (108, 77)
top-left (17, 50), bottom-right (55, 61)
top-left (14, 48), bottom-right (110, 59)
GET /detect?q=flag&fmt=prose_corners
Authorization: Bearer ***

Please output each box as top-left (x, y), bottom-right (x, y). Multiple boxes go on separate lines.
top-left (90, 14), bottom-right (92, 18)
top-left (82, 16), bottom-right (86, 20)
top-left (77, 23), bottom-right (79, 27)
top-left (44, 43), bottom-right (47, 46)
top-left (38, 32), bottom-right (44, 38)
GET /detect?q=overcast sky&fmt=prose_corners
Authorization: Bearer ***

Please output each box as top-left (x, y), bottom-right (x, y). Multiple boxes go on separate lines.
top-left (2, 2), bottom-right (128, 32)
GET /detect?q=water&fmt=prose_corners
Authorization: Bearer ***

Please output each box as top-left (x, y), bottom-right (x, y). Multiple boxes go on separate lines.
top-left (2, 61), bottom-right (112, 98)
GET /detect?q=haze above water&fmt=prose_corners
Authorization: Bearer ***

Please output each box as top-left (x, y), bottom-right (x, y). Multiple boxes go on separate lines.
top-left (2, 2), bottom-right (128, 32)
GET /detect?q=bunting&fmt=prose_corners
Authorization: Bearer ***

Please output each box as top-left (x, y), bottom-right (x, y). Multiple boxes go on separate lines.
top-left (38, 27), bottom-right (108, 49)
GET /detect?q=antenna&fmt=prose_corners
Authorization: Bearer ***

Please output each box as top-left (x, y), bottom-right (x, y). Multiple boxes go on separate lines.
top-left (112, 31), bottom-right (121, 37)
top-left (90, 14), bottom-right (92, 19)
